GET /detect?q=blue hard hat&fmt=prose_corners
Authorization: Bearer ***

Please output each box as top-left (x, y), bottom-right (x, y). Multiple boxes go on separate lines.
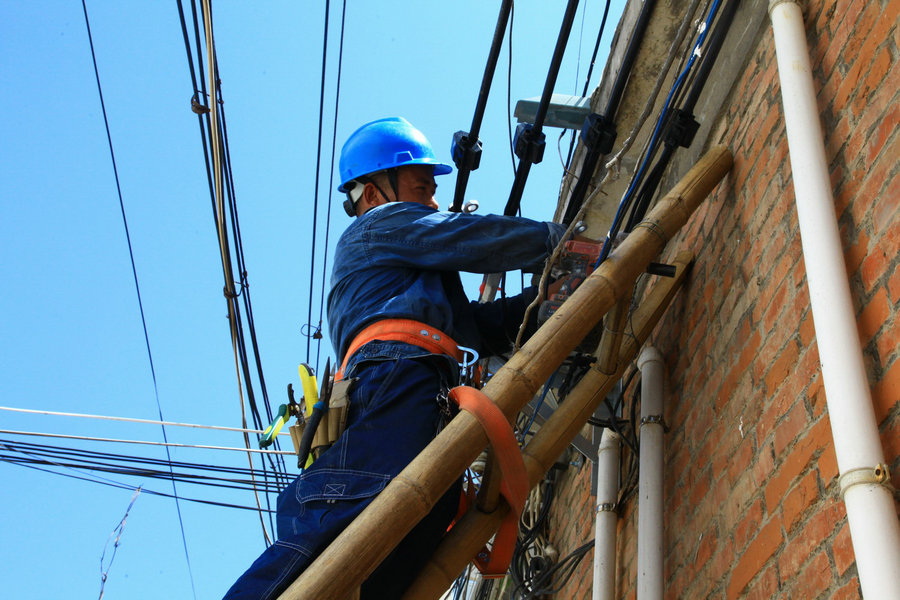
top-left (337, 117), bottom-right (453, 192)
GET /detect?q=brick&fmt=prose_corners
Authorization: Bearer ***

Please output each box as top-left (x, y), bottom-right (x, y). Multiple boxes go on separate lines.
top-left (872, 357), bottom-right (899, 424)
top-left (857, 287), bottom-right (890, 346)
top-left (867, 102), bottom-right (900, 161)
top-left (792, 550), bottom-right (833, 599)
top-left (744, 562), bottom-right (780, 600)
top-left (734, 498), bottom-right (764, 553)
top-left (798, 306), bottom-right (816, 346)
top-left (859, 249), bottom-right (890, 294)
top-left (774, 400), bottom-right (809, 457)
top-left (874, 312), bottom-right (899, 369)
top-left (832, 521), bottom-right (856, 576)
top-left (778, 501), bottom-right (844, 580)
top-left (766, 339), bottom-right (801, 398)
top-left (817, 436), bottom-right (840, 486)
top-left (830, 577), bottom-right (862, 600)
top-left (764, 417), bottom-right (833, 511)
top-left (890, 263), bottom-right (900, 306)
top-left (782, 469), bottom-right (819, 533)
top-left (726, 518), bottom-right (783, 599)
top-left (851, 44), bottom-right (894, 120)
top-left (843, 228), bottom-right (871, 277)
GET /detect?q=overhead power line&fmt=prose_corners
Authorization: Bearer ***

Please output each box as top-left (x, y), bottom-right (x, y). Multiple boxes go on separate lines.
top-left (1, 428), bottom-right (294, 455)
top-left (80, 1), bottom-right (196, 593)
top-left (0, 405), bottom-right (282, 435)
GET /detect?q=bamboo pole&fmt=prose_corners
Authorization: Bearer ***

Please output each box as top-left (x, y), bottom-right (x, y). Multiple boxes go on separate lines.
top-left (280, 146), bottom-right (732, 600)
top-left (403, 250), bottom-right (694, 599)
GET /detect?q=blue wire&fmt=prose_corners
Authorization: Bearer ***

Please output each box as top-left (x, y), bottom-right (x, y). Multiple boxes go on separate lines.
top-left (595, 0), bottom-right (723, 268)
top-left (521, 371), bottom-right (557, 444)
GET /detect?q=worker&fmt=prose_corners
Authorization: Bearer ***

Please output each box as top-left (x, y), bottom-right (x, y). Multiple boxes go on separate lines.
top-left (224, 117), bottom-right (566, 599)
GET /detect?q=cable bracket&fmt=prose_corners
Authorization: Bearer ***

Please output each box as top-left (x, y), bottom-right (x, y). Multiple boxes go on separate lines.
top-left (663, 109), bottom-right (700, 149)
top-left (451, 131), bottom-right (483, 171)
top-left (513, 123), bottom-right (546, 164)
top-left (838, 463), bottom-right (892, 499)
top-left (581, 113), bottom-right (617, 155)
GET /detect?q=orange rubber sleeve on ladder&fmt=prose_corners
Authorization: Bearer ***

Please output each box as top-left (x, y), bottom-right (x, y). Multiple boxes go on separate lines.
top-left (448, 386), bottom-right (528, 577)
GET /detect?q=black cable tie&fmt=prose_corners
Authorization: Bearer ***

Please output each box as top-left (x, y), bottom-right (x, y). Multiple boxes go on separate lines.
top-left (451, 131), bottom-right (483, 172)
top-left (513, 123), bottom-right (546, 164)
top-left (663, 108), bottom-right (700, 149)
top-left (580, 113), bottom-right (616, 155)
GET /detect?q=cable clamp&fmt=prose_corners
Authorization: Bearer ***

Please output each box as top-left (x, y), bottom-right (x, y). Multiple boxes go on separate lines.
top-left (513, 123), bottom-right (546, 164)
top-left (663, 109), bottom-right (700, 149)
top-left (451, 131), bottom-right (483, 172)
top-left (838, 463), bottom-right (891, 499)
top-left (596, 502), bottom-right (617, 513)
top-left (580, 113), bottom-right (617, 155)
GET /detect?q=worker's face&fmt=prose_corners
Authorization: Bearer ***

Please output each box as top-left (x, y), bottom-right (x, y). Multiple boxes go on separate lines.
top-left (356, 165), bottom-right (439, 215)
top-left (392, 165), bottom-right (439, 210)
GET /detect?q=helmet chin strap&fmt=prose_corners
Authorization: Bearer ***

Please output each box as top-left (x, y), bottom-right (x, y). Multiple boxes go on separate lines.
top-left (343, 169), bottom-right (400, 217)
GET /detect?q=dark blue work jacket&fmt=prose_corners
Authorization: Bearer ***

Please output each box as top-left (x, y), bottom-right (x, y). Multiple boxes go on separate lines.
top-left (327, 201), bottom-right (567, 370)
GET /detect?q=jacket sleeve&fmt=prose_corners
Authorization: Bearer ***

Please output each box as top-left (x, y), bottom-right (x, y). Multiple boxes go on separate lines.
top-left (360, 203), bottom-right (566, 274)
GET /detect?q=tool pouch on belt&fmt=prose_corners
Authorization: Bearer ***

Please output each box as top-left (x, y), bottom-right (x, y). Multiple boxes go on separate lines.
top-left (310, 377), bottom-right (357, 459)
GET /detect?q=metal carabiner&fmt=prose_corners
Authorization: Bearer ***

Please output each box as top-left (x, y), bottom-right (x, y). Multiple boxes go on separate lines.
top-left (457, 345), bottom-right (480, 386)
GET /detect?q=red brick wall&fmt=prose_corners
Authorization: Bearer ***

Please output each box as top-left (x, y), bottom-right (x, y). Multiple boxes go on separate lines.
top-left (548, 0), bottom-right (899, 598)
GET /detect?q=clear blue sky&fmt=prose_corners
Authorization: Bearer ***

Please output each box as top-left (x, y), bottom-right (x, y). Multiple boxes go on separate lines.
top-left (0, 1), bottom-right (622, 597)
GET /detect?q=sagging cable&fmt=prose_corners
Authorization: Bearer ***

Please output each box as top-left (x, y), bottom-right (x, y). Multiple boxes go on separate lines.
top-left (450, 0), bottom-right (513, 213)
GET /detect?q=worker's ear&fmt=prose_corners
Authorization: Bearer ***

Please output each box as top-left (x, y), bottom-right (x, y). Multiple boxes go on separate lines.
top-left (359, 181), bottom-right (389, 212)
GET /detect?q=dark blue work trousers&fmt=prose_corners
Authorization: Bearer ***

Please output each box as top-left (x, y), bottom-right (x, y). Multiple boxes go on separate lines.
top-left (223, 357), bottom-right (461, 599)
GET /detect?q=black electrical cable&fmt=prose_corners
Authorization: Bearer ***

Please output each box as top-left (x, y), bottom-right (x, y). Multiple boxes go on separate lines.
top-left (504, 0), bottom-right (581, 217)
top-left (315, 0), bottom-right (348, 374)
top-left (214, 75), bottom-right (289, 489)
top-left (306, 0), bottom-right (331, 366)
top-left (5, 460), bottom-right (277, 513)
top-left (560, 0), bottom-right (660, 226)
top-left (622, 0), bottom-right (738, 233)
top-left (592, 0), bottom-right (726, 267)
top-left (509, 475), bottom-right (557, 597)
top-left (177, 0), bottom-right (292, 539)
top-left (81, 4), bottom-right (197, 593)
top-left (449, 0), bottom-right (513, 213)
top-left (562, 0), bottom-right (614, 171)
top-left (519, 539), bottom-right (594, 598)
top-left (0, 439), bottom-right (285, 492)
top-left (506, 1), bottom-right (516, 176)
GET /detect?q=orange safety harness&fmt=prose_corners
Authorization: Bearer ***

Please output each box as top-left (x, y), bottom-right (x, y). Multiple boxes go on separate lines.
top-left (336, 318), bottom-right (528, 577)
top-left (336, 318), bottom-right (464, 380)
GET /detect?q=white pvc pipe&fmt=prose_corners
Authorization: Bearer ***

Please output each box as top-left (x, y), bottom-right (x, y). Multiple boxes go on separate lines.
top-left (593, 428), bottom-right (622, 600)
top-left (769, 2), bottom-right (900, 598)
top-left (637, 347), bottom-right (665, 600)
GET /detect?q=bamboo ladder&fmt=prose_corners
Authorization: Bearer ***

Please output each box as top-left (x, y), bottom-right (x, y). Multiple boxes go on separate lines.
top-left (278, 145), bottom-right (734, 600)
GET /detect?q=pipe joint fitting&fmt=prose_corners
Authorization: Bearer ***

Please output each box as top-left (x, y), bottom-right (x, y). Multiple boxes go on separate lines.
top-left (768, 0), bottom-right (799, 16)
top-left (838, 463), bottom-right (892, 499)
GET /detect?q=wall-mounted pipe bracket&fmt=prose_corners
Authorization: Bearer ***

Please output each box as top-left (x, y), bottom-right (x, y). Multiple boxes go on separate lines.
top-left (596, 502), bottom-right (617, 513)
top-left (838, 464), bottom-right (892, 499)
top-left (640, 414), bottom-right (668, 431)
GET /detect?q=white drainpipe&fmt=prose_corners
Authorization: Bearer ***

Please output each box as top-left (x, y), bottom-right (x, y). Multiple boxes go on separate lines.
top-left (637, 347), bottom-right (665, 600)
top-left (769, 2), bottom-right (900, 597)
top-left (593, 428), bottom-right (621, 600)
